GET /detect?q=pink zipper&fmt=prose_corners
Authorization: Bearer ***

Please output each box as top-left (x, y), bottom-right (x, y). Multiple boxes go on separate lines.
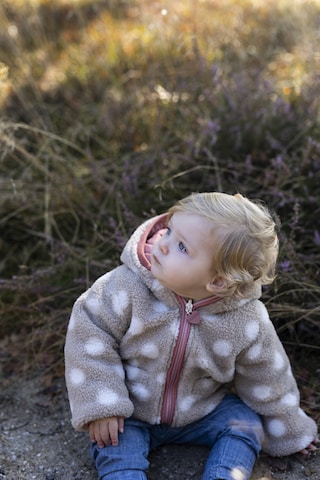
top-left (160, 295), bottom-right (221, 424)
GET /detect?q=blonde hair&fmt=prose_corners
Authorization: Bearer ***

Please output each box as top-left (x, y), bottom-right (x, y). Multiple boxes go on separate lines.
top-left (168, 192), bottom-right (279, 298)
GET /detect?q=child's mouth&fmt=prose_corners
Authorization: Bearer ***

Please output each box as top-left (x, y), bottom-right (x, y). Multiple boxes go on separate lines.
top-left (152, 253), bottom-right (160, 265)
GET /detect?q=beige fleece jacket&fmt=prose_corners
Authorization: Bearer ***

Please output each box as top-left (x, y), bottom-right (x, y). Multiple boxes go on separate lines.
top-left (65, 214), bottom-right (317, 457)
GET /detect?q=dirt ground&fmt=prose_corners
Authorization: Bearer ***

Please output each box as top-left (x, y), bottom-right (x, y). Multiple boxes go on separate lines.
top-left (0, 373), bottom-right (319, 480)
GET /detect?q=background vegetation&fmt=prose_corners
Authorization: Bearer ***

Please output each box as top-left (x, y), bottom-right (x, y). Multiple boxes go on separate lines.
top-left (0, 0), bottom-right (319, 419)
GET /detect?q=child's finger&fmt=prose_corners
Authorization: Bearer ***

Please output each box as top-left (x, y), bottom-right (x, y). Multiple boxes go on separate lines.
top-left (108, 419), bottom-right (120, 446)
top-left (118, 416), bottom-right (124, 433)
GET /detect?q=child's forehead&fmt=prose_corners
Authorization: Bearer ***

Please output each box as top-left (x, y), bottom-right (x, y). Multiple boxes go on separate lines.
top-left (169, 213), bottom-right (220, 237)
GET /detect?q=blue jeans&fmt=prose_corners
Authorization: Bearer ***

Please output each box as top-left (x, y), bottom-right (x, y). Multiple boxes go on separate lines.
top-left (90, 394), bottom-right (263, 480)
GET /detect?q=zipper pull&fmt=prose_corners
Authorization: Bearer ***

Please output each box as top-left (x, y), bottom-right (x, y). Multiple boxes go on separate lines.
top-left (185, 299), bottom-right (193, 315)
top-left (185, 298), bottom-right (201, 324)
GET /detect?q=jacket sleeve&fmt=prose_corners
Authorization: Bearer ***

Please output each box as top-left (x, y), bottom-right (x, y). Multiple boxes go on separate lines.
top-left (234, 302), bottom-right (318, 457)
top-left (64, 267), bottom-right (135, 431)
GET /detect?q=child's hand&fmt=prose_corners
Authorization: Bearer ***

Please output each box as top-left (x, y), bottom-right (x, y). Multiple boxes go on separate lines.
top-left (300, 437), bottom-right (319, 455)
top-left (88, 416), bottom-right (124, 448)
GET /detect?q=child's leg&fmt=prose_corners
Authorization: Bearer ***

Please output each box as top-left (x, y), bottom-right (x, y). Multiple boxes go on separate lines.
top-left (200, 394), bottom-right (263, 480)
top-left (150, 394), bottom-right (262, 480)
top-left (90, 418), bottom-right (150, 480)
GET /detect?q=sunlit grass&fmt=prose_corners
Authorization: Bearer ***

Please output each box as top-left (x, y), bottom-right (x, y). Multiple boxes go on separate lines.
top-left (1, 0), bottom-right (320, 107)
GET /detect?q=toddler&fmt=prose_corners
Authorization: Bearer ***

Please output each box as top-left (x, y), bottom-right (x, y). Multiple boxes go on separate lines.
top-left (65, 192), bottom-right (318, 480)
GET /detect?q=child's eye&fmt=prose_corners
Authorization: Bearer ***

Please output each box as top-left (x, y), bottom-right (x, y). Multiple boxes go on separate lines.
top-left (165, 227), bottom-right (171, 236)
top-left (178, 241), bottom-right (187, 253)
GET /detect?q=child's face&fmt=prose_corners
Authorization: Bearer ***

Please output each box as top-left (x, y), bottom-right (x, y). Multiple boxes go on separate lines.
top-left (150, 213), bottom-right (218, 300)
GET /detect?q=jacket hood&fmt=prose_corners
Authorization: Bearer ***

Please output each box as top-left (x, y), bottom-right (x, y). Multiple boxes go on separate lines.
top-left (120, 214), bottom-right (263, 313)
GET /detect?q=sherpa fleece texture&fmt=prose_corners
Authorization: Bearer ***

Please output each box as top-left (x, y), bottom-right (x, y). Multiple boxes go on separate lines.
top-left (65, 214), bottom-right (317, 457)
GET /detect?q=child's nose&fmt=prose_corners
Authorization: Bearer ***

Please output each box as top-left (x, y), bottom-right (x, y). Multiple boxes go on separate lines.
top-left (159, 238), bottom-right (169, 254)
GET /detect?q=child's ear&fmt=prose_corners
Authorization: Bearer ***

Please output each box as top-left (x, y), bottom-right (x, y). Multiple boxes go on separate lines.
top-left (206, 277), bottom-right (228, 294)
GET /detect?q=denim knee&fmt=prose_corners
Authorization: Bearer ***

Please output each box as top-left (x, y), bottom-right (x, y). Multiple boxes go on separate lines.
top-left (227, 403), bottom-right (263, 454)
top-left (90, 421), bottom-right (150, 480)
